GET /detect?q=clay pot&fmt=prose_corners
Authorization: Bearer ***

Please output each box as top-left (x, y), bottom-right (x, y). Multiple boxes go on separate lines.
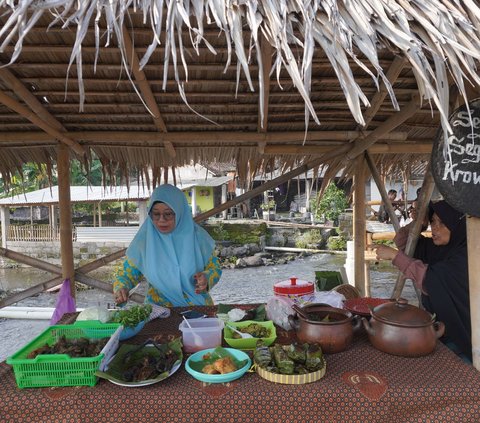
top-left (362, 298), bottom-right (445, 357)
top-left (288, 303), bottom-right (361, 353)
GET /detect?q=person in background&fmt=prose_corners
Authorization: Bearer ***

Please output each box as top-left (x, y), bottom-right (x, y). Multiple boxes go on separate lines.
top-left (377, 189), bottom-right (397, 223)
top-left (113, 184), bottom-right (222, 307)
top-left (372, 200), bottom-right (471, 361)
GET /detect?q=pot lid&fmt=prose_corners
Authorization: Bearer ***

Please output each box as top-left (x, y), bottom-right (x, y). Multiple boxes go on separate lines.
top-left (274, 277), bottom-right (314, 296)
top-left (371, 298), bottom-right (435, 327)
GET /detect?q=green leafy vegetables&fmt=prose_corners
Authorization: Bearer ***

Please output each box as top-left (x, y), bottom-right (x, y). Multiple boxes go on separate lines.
top-left (112, 304), bottom-right (152, 328)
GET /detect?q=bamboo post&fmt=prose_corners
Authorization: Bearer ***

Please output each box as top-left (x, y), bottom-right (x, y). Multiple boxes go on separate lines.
top-left (1, 206), bottom-right (9, 249)
top-left (365, 152), bottom-right (401, 232)
top-left (391, 169), bottom-right (435, 299)
top-left (353, 157), bottom-right (367, 296)
top-left (57, 144), bottom-right (75, 297)
top-left (467, 217), bottom-right (480, 370)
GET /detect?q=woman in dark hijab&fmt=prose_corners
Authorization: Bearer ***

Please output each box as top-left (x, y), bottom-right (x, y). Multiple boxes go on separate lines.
top-left (374, 200), bottom-right (471, 361)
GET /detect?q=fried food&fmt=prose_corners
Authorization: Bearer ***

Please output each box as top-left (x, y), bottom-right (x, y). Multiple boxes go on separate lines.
top-left (202, 364), bottom-right (220, 374)
top-left (213, 356), bottom-right (237, 374)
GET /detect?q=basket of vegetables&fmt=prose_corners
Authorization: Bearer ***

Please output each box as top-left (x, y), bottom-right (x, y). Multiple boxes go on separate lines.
top-left (111, 304), bottom-right (153, 341)
top-left (254, 341), bottom-right (326, 384)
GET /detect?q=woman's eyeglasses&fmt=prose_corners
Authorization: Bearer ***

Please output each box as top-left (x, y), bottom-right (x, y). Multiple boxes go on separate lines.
top-left (150, 211), bottom-right (175, 221)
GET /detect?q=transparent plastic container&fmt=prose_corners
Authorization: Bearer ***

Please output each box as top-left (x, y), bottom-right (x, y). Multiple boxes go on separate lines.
top-left (179, 318), bottom-right (224, 353)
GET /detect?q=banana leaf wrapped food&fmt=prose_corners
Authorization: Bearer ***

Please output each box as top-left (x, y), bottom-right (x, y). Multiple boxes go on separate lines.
top-left (305, 344), bottom-right (325, 372)
top-left (272, 344), bottom-right (295, 375)
top-left (285, 343), bottom-right (306, 364)
top-left (254, 340), bottom-right (272, 368)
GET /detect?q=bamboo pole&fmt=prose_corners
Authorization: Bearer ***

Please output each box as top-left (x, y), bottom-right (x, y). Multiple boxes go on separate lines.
top-left (57, 144), bottom-right (75, 297)
top-left (0, 247), bottom-right (62, 274)
top-left (391, 168), bottom-right (435, 299)
top-left (346, 94), bottom-right (420, 160)
top-left (365, 152), bottom-right (401, 232)
top-left (0, 248), bottom-right (127, 308)
top-left (467, 217), bottom-right (480, 370)
top-left (0, 91), bottom-right (85, 156)
top-left (195, 157), bottom-right (328, 221)
top-left (353, 157), bottom-right (367, 296)
top-left (5, 130), bottom-right (405, 143)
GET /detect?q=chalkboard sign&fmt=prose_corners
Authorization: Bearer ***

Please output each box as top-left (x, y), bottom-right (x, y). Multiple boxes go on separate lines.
top-left (431, 97), bottom-right (480, 217)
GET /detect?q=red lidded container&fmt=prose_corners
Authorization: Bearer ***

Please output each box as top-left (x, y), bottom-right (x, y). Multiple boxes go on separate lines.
top-left (273, 277), bottom-right (314, 298)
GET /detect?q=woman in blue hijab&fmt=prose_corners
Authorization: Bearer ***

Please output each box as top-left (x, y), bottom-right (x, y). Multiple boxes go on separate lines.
top-left (113, 184), bottom-right (222, 307)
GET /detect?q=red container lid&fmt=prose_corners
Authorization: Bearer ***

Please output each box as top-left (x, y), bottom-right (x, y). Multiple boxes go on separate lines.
top-left (273, 277), bottom-right (314, 296)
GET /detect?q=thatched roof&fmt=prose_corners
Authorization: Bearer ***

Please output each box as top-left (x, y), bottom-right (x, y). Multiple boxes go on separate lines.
top-left (0, 0), bottom-right (479, 189)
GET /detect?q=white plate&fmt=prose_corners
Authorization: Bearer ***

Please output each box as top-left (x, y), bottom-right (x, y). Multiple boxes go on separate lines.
top-left (107, 359), bottom-right (182, 387)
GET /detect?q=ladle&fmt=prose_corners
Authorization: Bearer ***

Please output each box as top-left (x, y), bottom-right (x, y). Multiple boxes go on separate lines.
top-left (291, 303), bottom-right (310, 320)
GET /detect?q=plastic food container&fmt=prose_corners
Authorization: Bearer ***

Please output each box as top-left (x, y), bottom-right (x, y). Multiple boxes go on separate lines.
top-left (179, 318), bottom-right (224, 353)
top-left (224, 320), bottom-right (277, 350)
top-left (266, 277), bottom-right (315, 330)
top-left (7, 321), bottom-right (122, 389)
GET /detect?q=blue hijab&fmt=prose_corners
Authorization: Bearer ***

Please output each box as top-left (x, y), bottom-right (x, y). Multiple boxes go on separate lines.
top-left (126, 184), bottom-right (215, 306)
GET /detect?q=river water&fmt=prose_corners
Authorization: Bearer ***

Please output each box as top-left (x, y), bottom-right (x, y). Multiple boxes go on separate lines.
top-left (0, 253), bottom-right (417, 362)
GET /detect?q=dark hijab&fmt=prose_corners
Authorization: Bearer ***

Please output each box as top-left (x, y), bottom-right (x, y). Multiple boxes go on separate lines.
top-left (414, 201), bottom-right (471, 359)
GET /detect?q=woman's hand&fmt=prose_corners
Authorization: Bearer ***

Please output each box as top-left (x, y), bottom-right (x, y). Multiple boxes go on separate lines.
top-left (193, 271), bottom-right (208, 294)
top-left (114, 288), bottom-right (130, 305)
top-left (371, 244), bottom-right (398, 261)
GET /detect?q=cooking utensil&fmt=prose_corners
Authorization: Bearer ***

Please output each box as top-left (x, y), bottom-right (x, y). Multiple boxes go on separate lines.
top-left (226, 324), bottom-right (253, 339)
top-left (289, 303), bottom-right (361, 353)
top-left (362, 297), bottom-right (445, 357)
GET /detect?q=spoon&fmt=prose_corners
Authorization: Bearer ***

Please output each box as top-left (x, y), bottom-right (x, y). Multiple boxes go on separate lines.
top-left (182, 315), bottom-right (203, 346)
top-left (226, 324), bottom-right (254, 339)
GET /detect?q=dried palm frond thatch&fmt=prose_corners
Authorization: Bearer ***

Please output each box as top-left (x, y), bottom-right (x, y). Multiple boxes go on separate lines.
top-left (0, 0), bottom-right (479, 186)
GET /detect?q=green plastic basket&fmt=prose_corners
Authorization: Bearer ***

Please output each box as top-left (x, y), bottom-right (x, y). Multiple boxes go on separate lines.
top-left (6, 321), bottom-right (122, 389)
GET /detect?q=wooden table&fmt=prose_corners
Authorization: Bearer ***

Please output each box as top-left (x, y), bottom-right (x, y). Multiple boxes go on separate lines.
top-left (1, 306), bottom-right (479, 423)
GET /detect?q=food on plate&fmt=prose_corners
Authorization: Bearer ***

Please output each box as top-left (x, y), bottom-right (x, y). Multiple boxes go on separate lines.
top-left (202, 364), bottom-right (218, 374)
top-left (213, 356), bottom-right (237, 374)
top-left (122, 344), bottom-right (180, 382)
top-left (254, 342), bottom-right (325, 375)
top-left (201, 356), bottom-right (238, 374)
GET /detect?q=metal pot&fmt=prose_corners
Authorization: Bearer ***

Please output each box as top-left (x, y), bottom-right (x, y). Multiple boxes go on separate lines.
top-left (362, 298), bottom-right (445, 357)
top-left (288, 303), bottom-right (361, 353)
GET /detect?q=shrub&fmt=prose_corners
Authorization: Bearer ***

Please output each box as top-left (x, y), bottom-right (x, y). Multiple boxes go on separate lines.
top-left (311, 183), bottom-right (349, 225)
top-left (327, 235), bottom-right (347, 251)
top-left (295, 229), bottom-right (323, 249)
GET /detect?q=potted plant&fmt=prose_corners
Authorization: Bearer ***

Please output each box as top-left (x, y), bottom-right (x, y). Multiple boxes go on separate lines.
top-left (260, 199), bottom-right (276, 221)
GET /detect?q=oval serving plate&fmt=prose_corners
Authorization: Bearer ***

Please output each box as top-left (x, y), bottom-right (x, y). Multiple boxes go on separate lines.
top-left (344, 297), bottom-right (392, 317)
top-left (96, 340), bottom-right (183, 387)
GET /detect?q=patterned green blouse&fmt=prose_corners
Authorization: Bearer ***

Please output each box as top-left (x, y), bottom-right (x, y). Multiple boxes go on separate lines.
top-left (112, 255), bottom-right (222, 307)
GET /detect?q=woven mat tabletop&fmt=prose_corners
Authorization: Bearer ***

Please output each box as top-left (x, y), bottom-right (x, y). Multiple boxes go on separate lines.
top-left (1, 305), bottom-right (479, 423)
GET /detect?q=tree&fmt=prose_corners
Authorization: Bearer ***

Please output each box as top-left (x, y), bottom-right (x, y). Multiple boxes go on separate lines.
top-left (311, 182), bottom-right (349, 225)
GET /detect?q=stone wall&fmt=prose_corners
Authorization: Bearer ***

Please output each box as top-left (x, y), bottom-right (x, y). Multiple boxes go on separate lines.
top-left (4, 240), bottom-right (130, 267)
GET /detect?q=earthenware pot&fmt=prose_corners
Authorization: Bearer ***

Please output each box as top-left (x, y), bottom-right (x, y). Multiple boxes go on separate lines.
top-left (288, 303), bottom-right (361, 353)
top-left (362, 298), bottom-right (445, 357)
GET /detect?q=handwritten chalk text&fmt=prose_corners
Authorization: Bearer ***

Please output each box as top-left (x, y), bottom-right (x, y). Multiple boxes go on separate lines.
top-left (442, 162), bottom-right (480, 184)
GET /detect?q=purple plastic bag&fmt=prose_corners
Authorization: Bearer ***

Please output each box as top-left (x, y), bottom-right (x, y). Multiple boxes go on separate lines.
top-left (50, 279), bottom-right (76, 325)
